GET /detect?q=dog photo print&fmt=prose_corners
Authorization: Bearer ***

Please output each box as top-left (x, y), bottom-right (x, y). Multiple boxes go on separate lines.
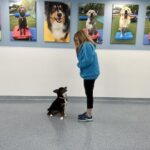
top-left (44, 1), bottom-right (71, 43)
top-left (78, 3), bottom-right (104, 44)
top-left (143, 5), bottom-right (150, 45)
top-left (111, 4), bottom-right (139, 45)
top-left (0, 8), bottom-right (1, 41)
top-left (9, 0), bottom-right (37, 41)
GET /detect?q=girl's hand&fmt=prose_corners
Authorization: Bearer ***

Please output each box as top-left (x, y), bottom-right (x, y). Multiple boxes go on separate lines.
top-left (74, 45), bottom-right (78, 54)
top-left (75, 47), bottom-right (79, 54)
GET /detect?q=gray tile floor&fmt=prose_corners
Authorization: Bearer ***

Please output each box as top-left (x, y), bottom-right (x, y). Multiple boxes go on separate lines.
top-left (0, 99), bottom-right (150, 150)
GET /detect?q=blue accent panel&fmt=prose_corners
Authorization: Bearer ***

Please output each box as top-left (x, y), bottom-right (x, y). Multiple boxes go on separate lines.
top-left (115, 32), bottom-right (133, 40)
top-left (98, 29), bottom-right (103, 44)
top-left (30, 28), bottom-right (37, 41)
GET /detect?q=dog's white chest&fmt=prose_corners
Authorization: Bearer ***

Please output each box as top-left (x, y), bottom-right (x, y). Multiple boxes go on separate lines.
top-left (86, 18), bottom-right (96, 30)
top-left (51, 22), bottom-right (66, 40)
top-left (119, 16), bottom-right (130, 28)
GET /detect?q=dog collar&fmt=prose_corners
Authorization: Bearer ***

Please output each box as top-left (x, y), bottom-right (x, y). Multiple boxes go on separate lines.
top-left (58, 97), bottom-right (64, 99)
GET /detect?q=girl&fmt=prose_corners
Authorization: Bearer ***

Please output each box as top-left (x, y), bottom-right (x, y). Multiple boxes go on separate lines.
top-left (74, 30), bottom-right (100, 122)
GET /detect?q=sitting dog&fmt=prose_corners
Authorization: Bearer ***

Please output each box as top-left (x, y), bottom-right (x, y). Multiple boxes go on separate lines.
top-left (86, 9), bottom-right (98, 36)
top-left (18, 6), bottom-right (28, 35)
top-left (45, 2), bottom-right (70, 42)
top-left (47, 87), bottom-right (68, 120)
top-left (119, 7), bottom-right (132, 37)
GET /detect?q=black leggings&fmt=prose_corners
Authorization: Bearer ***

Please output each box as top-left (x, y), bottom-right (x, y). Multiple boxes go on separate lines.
top-left (84, 79), bottom-right (95, 109)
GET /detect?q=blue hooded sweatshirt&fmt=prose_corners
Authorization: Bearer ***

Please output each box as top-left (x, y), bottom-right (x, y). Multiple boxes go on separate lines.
top-left (77, 42), bottom-right (100, 80)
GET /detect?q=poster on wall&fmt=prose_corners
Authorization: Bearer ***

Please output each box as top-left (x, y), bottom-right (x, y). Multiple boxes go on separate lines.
top-left (143, 5), bottom-right (150, 45)
top-left (9, 0), bottom-right (37, 41)
top-left (78, 3), bottom-right (105, 44)
top-left (110, 4), bottom-right (139, 45)
top-left (0, 7), bottom-right (1, 41)
top-left (44, 1), bottom-right (71, 43)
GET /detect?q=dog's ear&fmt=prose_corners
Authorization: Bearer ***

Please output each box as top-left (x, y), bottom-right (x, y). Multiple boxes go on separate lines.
top-left (120, 8), bottom-right (124, 15)
top-left (45, 2), bottom-right (48, 16)
top-left (127, 7), bottom-right (132, 15)
top-left (18, 6), bottom-right (21, 12)
top-left (53, 89), bottom-right (59, 93)
top-left (94, 11), bottom-right (97, 16)
top-left (63, 87), bottom-right (67, 92)
top-left (18, 6), bottom-right (26, 13)
top-left (63, 3), bottom-right (70, 16)
top-left (45, 2), bottom-right (51, 16)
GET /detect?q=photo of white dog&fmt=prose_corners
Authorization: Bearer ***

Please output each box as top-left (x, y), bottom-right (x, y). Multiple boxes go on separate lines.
top-left (78, 3), bottom-right (104, 44)
top-left (111, 4), bottom-right (138, 44)
top-left (86, 9), bottom-right (98, 36)
top-left (119, 6), bottom-right (132, 37)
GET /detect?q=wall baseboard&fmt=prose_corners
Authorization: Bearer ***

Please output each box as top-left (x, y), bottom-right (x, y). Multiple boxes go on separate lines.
top-left (0, 96), bottom-right (150, 102)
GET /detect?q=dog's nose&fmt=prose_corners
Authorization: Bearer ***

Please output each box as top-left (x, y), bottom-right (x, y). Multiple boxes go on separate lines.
top-left (91, 13), bottom-right (94, 17)
top-left (57, 13), bottom-right (62, 18)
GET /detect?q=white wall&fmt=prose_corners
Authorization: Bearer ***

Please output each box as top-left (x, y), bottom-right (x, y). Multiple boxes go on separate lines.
top-left (0, 46), bottom-right (150, 98)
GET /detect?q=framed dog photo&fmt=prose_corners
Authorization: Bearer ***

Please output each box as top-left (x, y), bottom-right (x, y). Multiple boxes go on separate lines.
top-left (143, 5), bottom-right (150, 45)
top-left (44, 1), bottom-right (71, 43)
top-left (78, 3), bottom-right (105, 44)
top-left (9, 0), bottom-right (37, 41)
top-left (110, 4), bottom-right (139, 45)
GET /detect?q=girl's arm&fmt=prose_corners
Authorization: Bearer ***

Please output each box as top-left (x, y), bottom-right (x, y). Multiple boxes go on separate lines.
top-left (77, 43), bottom-right (95, 69)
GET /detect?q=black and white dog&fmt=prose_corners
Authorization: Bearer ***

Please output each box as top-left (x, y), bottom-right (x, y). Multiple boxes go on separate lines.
top-left (45, 2), bottom-right (70, 42)
top-left (18, 6), bottom-right (28, 35)
top-left (47, 87), bottom-right (68, 120)
top-left (86, 9), bottom-right (98, 36)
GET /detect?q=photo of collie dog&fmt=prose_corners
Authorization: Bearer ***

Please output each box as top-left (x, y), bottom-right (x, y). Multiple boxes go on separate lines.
top-left (119, 7), bottom-right (132, 37)
top-left (44, 1), bottom-right (70, 42)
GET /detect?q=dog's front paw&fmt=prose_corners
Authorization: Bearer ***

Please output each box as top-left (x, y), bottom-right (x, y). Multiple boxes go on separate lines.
top-left (47, 114), bottom-right (53, 118)
top-left (47, 111), bottom-right (52, 116)
top-left (60, 117), bottom-right (64, 120)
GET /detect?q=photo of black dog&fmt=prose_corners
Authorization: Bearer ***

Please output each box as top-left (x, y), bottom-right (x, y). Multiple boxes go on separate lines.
top-left (45, 1), bottom-right (70, 42)
top-left (18, 6), bottom-right (28, 35)
top-left (47, 87), bottom-right (68, 120)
